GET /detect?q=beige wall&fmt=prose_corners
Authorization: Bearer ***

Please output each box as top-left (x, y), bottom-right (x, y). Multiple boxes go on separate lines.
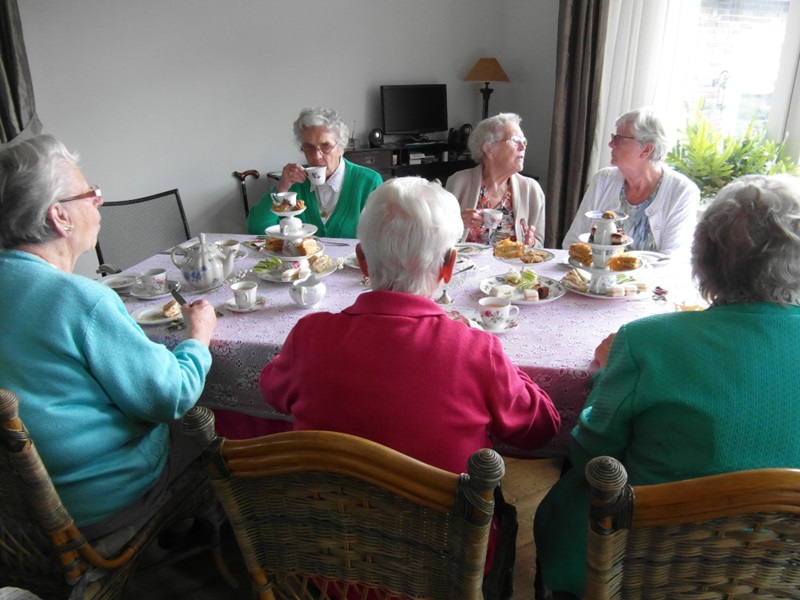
top-left (18, 0), bottom-right (559, 277)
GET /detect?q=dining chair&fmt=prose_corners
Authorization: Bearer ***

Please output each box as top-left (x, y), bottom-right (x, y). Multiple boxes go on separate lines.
top-left (95, 189), bottom-right (191, 273)
top-left (583, 455), bottom-right (800, 599)
top-left (0, 387), bottom-right (233, 599)
top-left (182, 405), bottom-right (507, 600)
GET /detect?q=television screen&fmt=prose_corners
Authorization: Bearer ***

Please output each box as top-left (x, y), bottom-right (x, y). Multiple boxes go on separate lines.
top-left (380, 84), bottom-right (448, 137)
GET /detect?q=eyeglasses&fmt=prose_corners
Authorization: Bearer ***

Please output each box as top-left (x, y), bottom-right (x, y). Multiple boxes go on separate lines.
top-left (58, 185), bottom-right (102, 204)
top-left (610, 134), bottom-right (637, 145)
top-left (504, 135), bottom-right (528, 148)
top-left (301, 142), bottom-right (339, 156)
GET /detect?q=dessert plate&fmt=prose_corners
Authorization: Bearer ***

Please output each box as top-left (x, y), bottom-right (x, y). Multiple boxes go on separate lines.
top-left (271, 205), bottom-right (306, 218)
top-left (131, 306), bottom-right (183, 325)
top-left (493, 249), bottom-right (555, 266)
top-left (455, 242), bottom-right (491, 256)
top-left (224, 296), bottom-right (268, 312)
top-left (264, 223), bottom-right (318, 240)
top-left (567, 256), bottom-right (644, 274)
top-left (254, 261), bottom-right (337, 283)
top-left (100, 273), bottom-right (139, 292)
top-left (342, 254), bottom-right (360, 269)
top-left (259, 241), bottom-right (324, 261)
top-left (479, 275), bottom-right (566, 305)
top-left (129, 280), bottom-right (182, 300)
top-left (627, 250), bottom-right (671, 266)
top-left (586, 210), bottom-right (629, 223)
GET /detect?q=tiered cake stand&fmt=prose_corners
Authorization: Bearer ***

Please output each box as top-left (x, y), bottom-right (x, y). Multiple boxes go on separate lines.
top-left (573, 211), bottom-right (637, 295)
top-left (257, 206), bottom-right (325, 282)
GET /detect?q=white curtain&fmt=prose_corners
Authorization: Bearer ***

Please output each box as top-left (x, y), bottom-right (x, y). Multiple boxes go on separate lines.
top-left (588, 0), bottom-right (701, 176)
top-left (769, 0), bottom-right (800, 161)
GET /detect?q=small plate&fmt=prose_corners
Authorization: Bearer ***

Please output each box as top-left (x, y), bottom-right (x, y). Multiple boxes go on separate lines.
top-left (254, 260), bottom-right (338, 283)
top-left (129, 280), bottom-right (181, 300)
top-left (259, 240), bottom-right (324, 261)
top-left (342, 254), bottom-right (360, 269)
top-left (481, 319), bottom-right (519, 335)
top-left (100, 273), bottom-right (139, 291)
top-left (232, 249), bottom-right (248, 260)
top-left (224, 296), bottom-right (267, 313)
top-left (586, 210), bottom-right (629, 223)
top-left (264, 223), bottom-right (318, 240)
top-left (479, 275), bottom-right (566, 305)
top-left (627, 250), bottom-right (671, 266)
top-left (131, 306), bottom-right (183, 325)
top-left (567, 256), bottom-right (644, 274)
top-left (493, 249), bottom-right (555, 266)
top-left (445, 307), bottom-right (517, 334)
top-left (455, 242), bottom-right (491, 256)
top-left (271, 205), bottom-right (306, 218)
top-left (578, 232), bottom-right (633, 248)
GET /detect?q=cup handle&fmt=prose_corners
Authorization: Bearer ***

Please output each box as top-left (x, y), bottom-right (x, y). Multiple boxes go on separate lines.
top-left (509, 306), bottom-right (520, 319)
top-left (270, 193), bottom-right (278, 204)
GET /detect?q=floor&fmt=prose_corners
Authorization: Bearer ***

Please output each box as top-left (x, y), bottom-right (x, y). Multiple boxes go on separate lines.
top-left (123, 456), bottom-right (563, 599)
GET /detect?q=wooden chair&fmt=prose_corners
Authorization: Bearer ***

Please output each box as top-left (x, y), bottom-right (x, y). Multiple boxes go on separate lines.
top-left (95, 189), bottom-right (191, 272)
top-left (182, 405), bottom-right (506, 600)
top-left (0, 388), bottom-right (231, 599)
top-left (584, 455), bottom-right (800, 599)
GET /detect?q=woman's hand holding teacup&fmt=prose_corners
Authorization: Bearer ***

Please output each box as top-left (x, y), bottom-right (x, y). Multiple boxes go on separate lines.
top-left (461, 208), bottom-right (482, 229)
top-left (277, 162), bottom-right (307, 192)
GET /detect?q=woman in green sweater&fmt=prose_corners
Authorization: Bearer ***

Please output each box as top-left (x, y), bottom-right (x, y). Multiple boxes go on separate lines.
top-left (534, 174), bottom-right (800, 598)
top-left (247, 107), bottom-right (382, 238)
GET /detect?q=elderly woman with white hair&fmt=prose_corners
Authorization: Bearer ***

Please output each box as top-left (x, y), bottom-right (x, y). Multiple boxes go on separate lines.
top-left (536, 174), bottom-right (800, 598)
top-left (562, 107), bottom-right (700, 254)
top-left (446, 113), bottom-right (545, 247)
top-left (247, 107), bottom-right (383, 238)
top-left (259, 176), bottom-right (559, 476)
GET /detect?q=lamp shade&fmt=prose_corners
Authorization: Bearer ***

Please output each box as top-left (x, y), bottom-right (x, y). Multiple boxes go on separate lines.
top-left (464, 58), bottom-right (510, 83)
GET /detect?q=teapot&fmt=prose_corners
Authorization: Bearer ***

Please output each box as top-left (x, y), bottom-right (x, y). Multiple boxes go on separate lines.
top-left (289, 274), bottom-right (326, 308)
top-left (171, 233), bottom-right (237, 291)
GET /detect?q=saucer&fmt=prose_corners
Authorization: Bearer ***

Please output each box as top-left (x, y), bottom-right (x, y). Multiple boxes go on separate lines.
top-left (100, 272), bottom-right (139, 292)
top-left (479, 319), bottom-right (519, 335)
top-left (131, 306), bottom-right (183, 326)
top-left (271, 205), bottom-right (306, 218)
top-left (342, 254), bottom-right (360, 269)
top-left (224, 296), bottom-right (267, 313)
top-left (129, 279), bottom-right (181, 300)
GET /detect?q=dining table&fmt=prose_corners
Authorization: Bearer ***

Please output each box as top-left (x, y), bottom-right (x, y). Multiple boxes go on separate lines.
top-left (115, 233), bottom-right (697, 458)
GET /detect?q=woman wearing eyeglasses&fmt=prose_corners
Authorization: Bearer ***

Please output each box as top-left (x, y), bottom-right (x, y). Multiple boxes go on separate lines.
top-left (247, 107), bottom-right (383, 238)
top-left (445, 113), bottom-right (545, 247)
top-left (561, 107), bottom-right (700, 255)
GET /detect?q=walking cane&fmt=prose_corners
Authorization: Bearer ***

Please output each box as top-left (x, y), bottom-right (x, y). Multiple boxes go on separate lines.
top-left (232, 169), bottom-right (260, 218)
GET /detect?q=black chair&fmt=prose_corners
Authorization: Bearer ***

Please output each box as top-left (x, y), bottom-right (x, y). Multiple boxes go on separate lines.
top-left (95, 189), bottom-right (191, 273)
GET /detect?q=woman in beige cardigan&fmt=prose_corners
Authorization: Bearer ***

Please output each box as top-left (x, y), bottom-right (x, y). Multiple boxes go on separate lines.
top-left (446, 113), bottom-right (545, 247)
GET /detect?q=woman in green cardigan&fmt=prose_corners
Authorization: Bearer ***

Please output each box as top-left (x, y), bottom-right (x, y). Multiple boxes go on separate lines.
top-left (247, 107), bottom-right (382, 238)
top-left (534, 174), bottom-right (800, 598)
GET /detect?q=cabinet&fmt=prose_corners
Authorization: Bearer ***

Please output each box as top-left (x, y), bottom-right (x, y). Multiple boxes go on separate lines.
top-left (344, 142), bottom-right (474, 185)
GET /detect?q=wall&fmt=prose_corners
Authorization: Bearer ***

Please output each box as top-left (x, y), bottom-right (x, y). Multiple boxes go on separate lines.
top-left (18, 0), bottom-right (558, 277)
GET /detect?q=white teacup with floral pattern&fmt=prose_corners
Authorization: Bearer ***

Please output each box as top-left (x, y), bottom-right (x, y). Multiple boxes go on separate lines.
top-left (478, 297), bottom-right (519, 330)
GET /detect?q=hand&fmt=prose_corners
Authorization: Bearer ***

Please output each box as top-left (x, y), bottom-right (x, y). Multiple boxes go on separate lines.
top-left (591, 333), bottom-right (616, 372)
top-left (521, 218), bottom-right (536, 247)
top-left (462, 208), bottom-right (481, 229)
top-left (277, 162), bottom-right (307, 192)
top-left (183, 299), bottom-right (217, 347)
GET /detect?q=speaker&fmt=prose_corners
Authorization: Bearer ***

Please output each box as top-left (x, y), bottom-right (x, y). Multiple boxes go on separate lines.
top-left (448, 123), bottom-right (472, 154)
top-left (368, 128), bottom-right (384, 148)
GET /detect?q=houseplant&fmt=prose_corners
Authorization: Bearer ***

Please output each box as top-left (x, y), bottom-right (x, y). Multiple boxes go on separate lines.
top-left (665, 107), bottom-right (800, 203)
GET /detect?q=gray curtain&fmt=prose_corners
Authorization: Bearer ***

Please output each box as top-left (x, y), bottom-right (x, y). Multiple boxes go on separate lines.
top-left (0, 0), bottom-right (40, 144)
top-left (545, 0), bottom-right (609, 248)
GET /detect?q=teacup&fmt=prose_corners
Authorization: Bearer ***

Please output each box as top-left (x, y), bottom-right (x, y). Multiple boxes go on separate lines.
top-left (482, 208), bottom-right (503, 229)
top-left (216, 239), bottom-right (241, 254)
top-left (231, 281), bottom-right (258, 310)
top-left (305, 166), bottom-right (327, 186)
top-left (478, 297), bottom-right (519, 330)
top-left (280, 216), bottom-right (304, 236)
top-left (271, 191), bottom-right (297, 208)
top-left (139, 268), bottom-right (167, 295)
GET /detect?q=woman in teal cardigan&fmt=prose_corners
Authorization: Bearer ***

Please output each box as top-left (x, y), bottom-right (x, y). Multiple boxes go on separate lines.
top-left (247, 107), bottom-right (382, 238)
top-left (534, 174), bottom-right (800, 598)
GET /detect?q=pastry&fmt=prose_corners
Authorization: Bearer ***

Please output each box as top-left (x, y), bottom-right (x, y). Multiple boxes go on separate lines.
top-left (606, 253), bottom-right (642, 271)
top-left (162, 299), bottom-right (181, 318)
top-left (504, 268), bottom-right (522, 285)
top-left (309, 254), bottom-right (333, 273)
top-left (568, 243), bottom-right (593, 267)
top-left (521, 249), bottom-right (549, 264)
top-left (265, 237), bottom-right (284, 253)
top-left (494, 239), bottom-right (523, 259)
top-left (610, 232), bottom-right (625, 245)
top-left (273, 199), bottom-right (306, 212)
top-left (296, 238), bottom-right (321, 256)
top-left (602, 211), bottom-right (617, 219)
top-left (563, 268), bottom-right (590, 292)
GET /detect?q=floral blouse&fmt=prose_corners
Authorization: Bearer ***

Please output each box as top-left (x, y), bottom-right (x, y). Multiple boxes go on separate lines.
top-left (466, 184), bottom-right (517, 244)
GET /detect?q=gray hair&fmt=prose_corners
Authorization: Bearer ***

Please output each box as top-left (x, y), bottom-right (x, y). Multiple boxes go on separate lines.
top-left (357, 177), bottom-right (463, 296)
top-left (468, 113), bottom-right (522, 163)
top-left (616, 108), bottom-right (669, 162)
top-left (692, 174), bottom-right (800, 306)
top-left (0, 134), bottom-right (79, 248)
top-left (293, 107), bottom-right (350, 149)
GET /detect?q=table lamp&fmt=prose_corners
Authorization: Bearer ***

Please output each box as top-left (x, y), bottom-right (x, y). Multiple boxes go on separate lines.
top-left (464, 58), bottom-right (510, 120)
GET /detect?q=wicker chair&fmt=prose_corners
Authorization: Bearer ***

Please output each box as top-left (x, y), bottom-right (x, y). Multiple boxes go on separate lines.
top-left (95, 188), bottom-right (191, 273)
top-left (584, 455), bottom-right (800, 599)
top-left (182, 405), bottom-right (506, 600)
top-left (0, 388), bottom-right (232, 599)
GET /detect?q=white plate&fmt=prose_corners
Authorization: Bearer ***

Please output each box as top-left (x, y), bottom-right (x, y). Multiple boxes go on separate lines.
top-left (224, 296), bottom-right (268, 313)
top-left (100, 273), bottom-right (139, 291)
top-left (233, 249), bottom-right (248, 260)
top-left (585, 210), bottom-right (629, 223)
top-left (479, 274), bottom-right (566, 305)
top-left (264, 223), bottom-right (318, 240)
top-left (455, 242), bottom-right (491, 256)
top-left (259, 240), bottom-right (325, 261)
top-left (567, 256), bottom-right (644, 274)
top-left (493, 249), bottom-right (555, 266)
top-left (445, 307), bottom-right (519, 335)
top-left (578, 232), bottom-right (633, 248)
top-left (131, 306), bottom-right (183, 325)
top-left (129, 280), bottom-right (181, 300)
top-left (254, 260), bottom-right (338, 283)
top-left (342, 254), bottom-right (360, 269)
top-left (627, 250), bottom-right (671, 266)
top-left (561, 276), bottom-right (648, 300)
top-left (271, 205), bottom-right (306, 218)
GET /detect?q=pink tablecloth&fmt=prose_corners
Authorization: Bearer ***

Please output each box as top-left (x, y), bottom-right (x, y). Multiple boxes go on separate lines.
top-left (121, 234), bottom-right (693, 457)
